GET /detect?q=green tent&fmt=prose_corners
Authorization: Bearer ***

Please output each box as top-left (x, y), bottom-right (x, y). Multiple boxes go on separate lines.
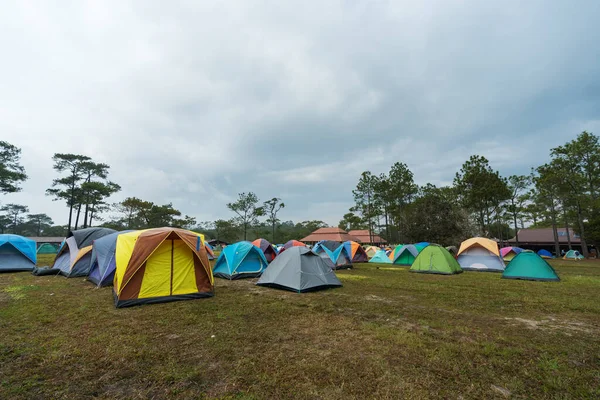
top-left (393, 245), bottom-right (419, 266)
top-left (503, 251), bottom-right (560, 281)
top-left (368, 249), bottom-right (392, 264)
top-left (410, 245), bottom-right (462, 275)
top-left (37, 243), bottom-right (58, 254)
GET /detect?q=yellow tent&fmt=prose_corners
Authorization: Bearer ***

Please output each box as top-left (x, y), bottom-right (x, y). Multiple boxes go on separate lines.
top-left (364, 246), bottom-right (380, 259)
top-left (457, 237), bottom-right (500, 257)
top-left (114, 228), bottom-right (214, 308)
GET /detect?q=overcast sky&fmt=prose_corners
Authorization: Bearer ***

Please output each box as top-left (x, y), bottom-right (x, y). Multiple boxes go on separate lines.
top-left (1, 1), bottom-right (599, 227)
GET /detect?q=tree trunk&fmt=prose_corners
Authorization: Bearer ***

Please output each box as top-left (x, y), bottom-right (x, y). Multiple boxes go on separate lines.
top-left (74, 203), bottom-right (82, 230)
top-left (83, 202), bottom-right (90, 228)
top-left (89, 204), bottom-right (95, 226)
top-left (563, 206), bottom-right (572, 250)
top-left (37, 220), bottom-right (41, 236)
top-left (576, 203), bottom-right (589, 258)
top-left (549, 200), bottom-right (561, 257)
top-left (68, 173), bottom-right (76, 231)
top-left (513, 207), bottom-right (519, 247)
top-left (384, 206), bottom-right (389, 241)
top-left (272, 220), bottom-right (275, 244)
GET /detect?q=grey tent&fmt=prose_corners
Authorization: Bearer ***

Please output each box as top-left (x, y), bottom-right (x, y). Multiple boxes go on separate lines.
top-left (313, 240), bottom-right (352, 269)
top-left (257, 246), bottom-right (342, 293)
top-left (52, 227), bottom-right (116, 277)
top-left (87, 230), bottom-right (133, 287)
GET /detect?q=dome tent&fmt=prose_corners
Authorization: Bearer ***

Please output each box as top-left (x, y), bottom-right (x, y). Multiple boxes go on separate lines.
top-left (537, 249), bottom-right (553, 259)
top-left (313, 240), bottom-right (352, 269)
top-left (564, 250), bottom-right (584, 260)
top-left (279, 240), bottom-right (305, 253)
top-left (204, 241), bottom-right (215, 260)
top-left (113, 228), bottom-right (213, 308)
top-left (500, 247), bottom-right (523, 262)
top-left (0, 234), bottom-right (37, 272)
top-left (256, 247), bottom-right (342, 293)
top-left (343, 241), bottom-right (368, 263)
top-left (37, 243), bottom-right (58, 254)
top-left (365, 246), bottom-right (380, 259)
top-left (457, 237), bottom-right (505, 272)
top-left (213, 241), bottom-right (268, 279)
top-left (368, 249), bottom-right (392, 264)
top-left (87, 230), bottom-right (134, 287)
top-left (251, 238), bottom-right (278, 263)
top-left (502, 251), bottom-right (560, 281)
top-left (52, 228), bottom-right (116, 277)
top-left (410, 245), bottom-right (462, 275)
top-left (393, 245), bottom-right (419, 266)
top-left (388, 244), bottom-right (405, 261)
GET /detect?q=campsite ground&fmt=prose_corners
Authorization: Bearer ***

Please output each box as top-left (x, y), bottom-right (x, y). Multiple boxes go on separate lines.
top-left (1, 260), bottom-right (599, 399)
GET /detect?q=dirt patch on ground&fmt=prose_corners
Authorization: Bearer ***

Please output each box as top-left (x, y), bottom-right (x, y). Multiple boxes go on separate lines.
top-left (504, 317), bottom-right (599, 335)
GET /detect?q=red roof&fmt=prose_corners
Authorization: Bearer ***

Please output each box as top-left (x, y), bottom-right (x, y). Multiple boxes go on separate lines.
top-left (508, 228), bottom-right (580, 244)
top-left (347, 230), bottom-right (387, 244)
top-left (301, 227), bottom-right (359, 243)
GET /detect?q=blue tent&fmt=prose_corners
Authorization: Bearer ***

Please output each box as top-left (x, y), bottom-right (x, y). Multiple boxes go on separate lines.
top-left (87, 230), bottom-right (133, 287)
top-left (0, 234), bottom-right (37, 272)
top-left (369, 249), bottom-right (392, 264)
top-left (537, 249), bottom-right (554, 259)
top-left (313, 241), bottom-right (352, 269)
top-left (213, 241), bottom-right (268, 279)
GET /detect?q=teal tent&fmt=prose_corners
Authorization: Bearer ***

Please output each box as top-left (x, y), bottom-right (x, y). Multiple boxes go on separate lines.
top-left (563, 250), bottom-right (584, 260)
top-left (503, 251), bottom-right (560, 282)
top-left (213, 241), bottom-right (268, 279)
top-left (37, 243), bottom-right (58, 254)
top-left (393, 245), bottom-right (419, 265)
top-left (368, 249), bottom-right (392, 264)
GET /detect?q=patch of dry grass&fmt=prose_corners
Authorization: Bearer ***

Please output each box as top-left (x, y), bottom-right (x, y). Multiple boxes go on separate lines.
top-left (1, 260), bottom-right (599, 399)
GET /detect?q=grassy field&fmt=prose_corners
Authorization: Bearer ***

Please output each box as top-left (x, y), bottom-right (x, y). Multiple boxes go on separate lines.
top-left (1, 259), bottom-right (599, 399)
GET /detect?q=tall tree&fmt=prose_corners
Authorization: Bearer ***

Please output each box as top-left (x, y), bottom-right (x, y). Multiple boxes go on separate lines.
top-left (227, 192), bottom-right (264, 241)
top-left (386, 162), bottom-right (418, 242)
top-left (338, 211), bottom-right (365, 231)
top-left (505, 175), bottom-right (531, 246)
top-left (534, 164), bottom-right (562, 257)
top-left (454, 155), bottom-right (510, 236)
top-left (353, 171), bottom-right (379, 243)
top-left (26, 213), bottom-right (54, 236)
top-left (79, 161), bottom-right (111, 228)
top-left (115, 197), bottom-right (153, 229)
top-left (0, 141), bottom-right (27, 194)
top-left (1, 203), bottom-right (29, 233)
top-left (0, 215), bottom-right (11, 234)
top-left (212, 219), bottom-right (239, 243)
top-left (81, 181), bottom-right (121, 226)
top-left (263, 197), bottom-right (285, 243)
top-left (46, 154), bottom-right (91, 231)
top-left (404, 184), bottom-right (473, 246)
top-left (549, 131), bottom-right (600, 258)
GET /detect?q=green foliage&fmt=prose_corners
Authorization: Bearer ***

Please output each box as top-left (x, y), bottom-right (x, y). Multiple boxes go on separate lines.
top-left (23, 213), bottom-right (54, 236)
top-left (454, 155), bottom-right (510, 235)
top-left (505, 175), bottom-right (532, 245)
top-left (0, 203), bottom-right (29, 234)
top-left (46, 154), bottom-right (120, 230)
top-left (352, 171), bottom-right (380, 241)
top-left (263, 197), bottom-right (285, 243)
top-left (0, 141), bottom-right (27, 194)
top-left (111, 197), bottom-right (191, 229)
top-left (404, 185), bottom-right (473, 246)
top-left (338, 212), bottom-right (365, 231)
top-left (227, 192), bottom-right (264, 241)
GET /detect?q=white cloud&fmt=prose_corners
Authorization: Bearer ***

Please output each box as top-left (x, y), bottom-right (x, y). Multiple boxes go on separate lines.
top-left (0, 0), bottom-right (599, 227)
